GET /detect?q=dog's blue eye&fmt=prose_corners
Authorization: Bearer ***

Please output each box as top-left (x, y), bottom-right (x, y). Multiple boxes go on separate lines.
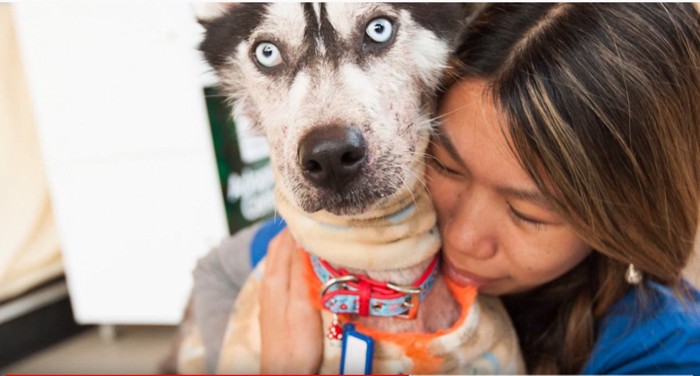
top-left (366, 18), bottom-right (393, 43)
top-left (254, 42), bottom-right (283, 68)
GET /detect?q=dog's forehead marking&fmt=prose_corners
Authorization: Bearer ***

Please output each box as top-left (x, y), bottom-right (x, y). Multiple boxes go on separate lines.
top-left (262, 3), bottom-right (307, 45)
top-left (323, 3), bottom-right (353, 38)
top-left (312, 2), bottom-right (322, 27)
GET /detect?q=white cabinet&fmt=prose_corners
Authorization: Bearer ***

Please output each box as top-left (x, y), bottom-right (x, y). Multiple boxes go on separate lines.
top-left (12, 3), bottom-right (228, 324)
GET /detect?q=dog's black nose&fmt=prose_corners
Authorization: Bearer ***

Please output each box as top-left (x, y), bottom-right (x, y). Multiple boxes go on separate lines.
top-left (298, 126), bottom-right (367, 190)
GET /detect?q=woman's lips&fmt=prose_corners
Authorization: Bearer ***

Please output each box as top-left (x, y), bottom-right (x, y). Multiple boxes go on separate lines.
top-left (441, 257), bottom-right (502, 288)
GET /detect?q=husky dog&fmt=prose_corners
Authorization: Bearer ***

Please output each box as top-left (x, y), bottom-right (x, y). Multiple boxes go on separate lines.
top-left (176, 3), bottom-right (524, 374)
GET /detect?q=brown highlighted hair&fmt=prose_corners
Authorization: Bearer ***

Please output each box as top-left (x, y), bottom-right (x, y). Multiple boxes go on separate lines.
top-left (446, 3), bottom-right (700, 373)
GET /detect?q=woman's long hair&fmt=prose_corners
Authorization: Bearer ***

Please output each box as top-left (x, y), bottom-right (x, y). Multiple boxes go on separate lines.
top-left (446, 4), bottom-right (700, 373)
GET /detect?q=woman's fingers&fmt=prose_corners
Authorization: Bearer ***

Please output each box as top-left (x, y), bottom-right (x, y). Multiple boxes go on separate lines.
top-left (262, 229), bottom-right (293, 290)
top-left (259, 228), bottom-right (323, 374)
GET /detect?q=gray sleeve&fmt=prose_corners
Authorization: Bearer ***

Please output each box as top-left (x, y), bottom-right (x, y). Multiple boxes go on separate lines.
top-left (191, 223), bottom-right (261, 373)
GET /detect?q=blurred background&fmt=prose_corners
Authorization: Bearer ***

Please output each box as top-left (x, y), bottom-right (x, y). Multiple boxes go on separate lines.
top-left (1, 2), bottom-right (275, 372)
top-left (0, 2), bottom-right (698, 374)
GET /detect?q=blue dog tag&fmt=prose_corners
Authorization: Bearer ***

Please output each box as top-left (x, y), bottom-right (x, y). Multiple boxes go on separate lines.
top-left (339, 323), bottom-right (374, 374)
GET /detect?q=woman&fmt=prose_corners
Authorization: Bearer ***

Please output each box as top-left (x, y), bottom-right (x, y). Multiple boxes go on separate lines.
top-left (197, 3), bottom-right (700, 374)
top-left (424, 3), bottom-right (700, 373)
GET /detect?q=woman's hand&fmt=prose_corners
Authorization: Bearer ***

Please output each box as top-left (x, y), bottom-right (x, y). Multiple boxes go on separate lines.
top-left (259, 228), bottom-right (324, 374)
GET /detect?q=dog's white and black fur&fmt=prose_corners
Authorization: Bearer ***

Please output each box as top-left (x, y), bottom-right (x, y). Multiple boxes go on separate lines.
top-left (173, 3), bottom-right (524, 374)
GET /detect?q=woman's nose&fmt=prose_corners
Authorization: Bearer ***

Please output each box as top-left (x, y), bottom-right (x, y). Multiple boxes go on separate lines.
top-left (442, 190), bottom-right (497, 260)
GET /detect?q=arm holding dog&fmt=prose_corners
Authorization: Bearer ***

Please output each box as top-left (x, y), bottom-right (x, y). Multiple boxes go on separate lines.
top-left (191, 225), bottom-right (258, 372)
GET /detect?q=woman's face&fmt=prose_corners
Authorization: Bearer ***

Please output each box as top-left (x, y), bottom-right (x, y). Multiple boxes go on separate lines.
top-left (428, 79), bottom-right (592, 295)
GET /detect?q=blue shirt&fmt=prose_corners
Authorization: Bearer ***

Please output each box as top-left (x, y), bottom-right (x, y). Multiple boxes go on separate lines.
top-left (249, 219), bottom-right (700, 373)
top-left (583, 279), bottom-right (700, 374)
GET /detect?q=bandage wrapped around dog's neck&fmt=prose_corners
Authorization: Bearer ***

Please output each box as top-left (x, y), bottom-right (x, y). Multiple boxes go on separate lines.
top-left (275, 176), bottom-right (440, 272)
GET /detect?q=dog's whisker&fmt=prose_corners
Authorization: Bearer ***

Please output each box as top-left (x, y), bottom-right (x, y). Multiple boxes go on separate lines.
top-left (395, 172), bottom-right (419, 209)
top-left (381, 161), bottom-right (430, 208)
top-left (402, 164), bottom-right (431, 199)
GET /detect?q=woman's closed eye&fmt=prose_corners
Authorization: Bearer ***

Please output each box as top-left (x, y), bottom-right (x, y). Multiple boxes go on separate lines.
top-left (427, 155), bottom-right (461, 177)
top-left (427, 141), bottom-right (466, 178)
top-left (507, 203), bottom-right (548, 230)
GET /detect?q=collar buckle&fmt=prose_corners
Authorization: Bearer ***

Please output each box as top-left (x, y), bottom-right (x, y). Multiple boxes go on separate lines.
top-left (386, 282), bottom-right (421, 295)
top-left (320, 275), bottom-right (358, 297)
top-left (386, 283), bottom-right (421, 319)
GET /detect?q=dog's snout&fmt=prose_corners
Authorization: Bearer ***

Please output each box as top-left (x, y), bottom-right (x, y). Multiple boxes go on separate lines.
top-left (298, 126), bottom-right (367, 190)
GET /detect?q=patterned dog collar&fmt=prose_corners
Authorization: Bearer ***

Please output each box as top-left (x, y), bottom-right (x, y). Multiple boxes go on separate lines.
top-left (309, 253), bottom-right (439, 319)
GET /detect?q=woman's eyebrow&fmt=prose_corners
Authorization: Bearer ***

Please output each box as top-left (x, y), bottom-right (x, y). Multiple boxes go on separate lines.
top-left (434, 128), bottom-right (468, 170)
top-left (497, 186), bottom-right (552, 209)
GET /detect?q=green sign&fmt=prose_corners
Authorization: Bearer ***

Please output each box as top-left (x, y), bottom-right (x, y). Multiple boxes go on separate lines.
top-left (204, 86), bottom-right (275, 234)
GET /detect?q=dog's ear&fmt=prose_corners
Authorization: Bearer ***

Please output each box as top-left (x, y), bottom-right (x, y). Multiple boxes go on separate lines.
top-left (191, 3), bottom-right (239, 29)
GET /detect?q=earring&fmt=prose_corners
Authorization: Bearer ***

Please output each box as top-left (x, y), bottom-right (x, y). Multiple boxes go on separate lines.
top-left (625, 263), bottom-right (643, 285)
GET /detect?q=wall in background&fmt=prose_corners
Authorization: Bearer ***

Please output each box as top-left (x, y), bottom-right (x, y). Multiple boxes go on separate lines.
top-left (12, 3), bottom-right (229, 325)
